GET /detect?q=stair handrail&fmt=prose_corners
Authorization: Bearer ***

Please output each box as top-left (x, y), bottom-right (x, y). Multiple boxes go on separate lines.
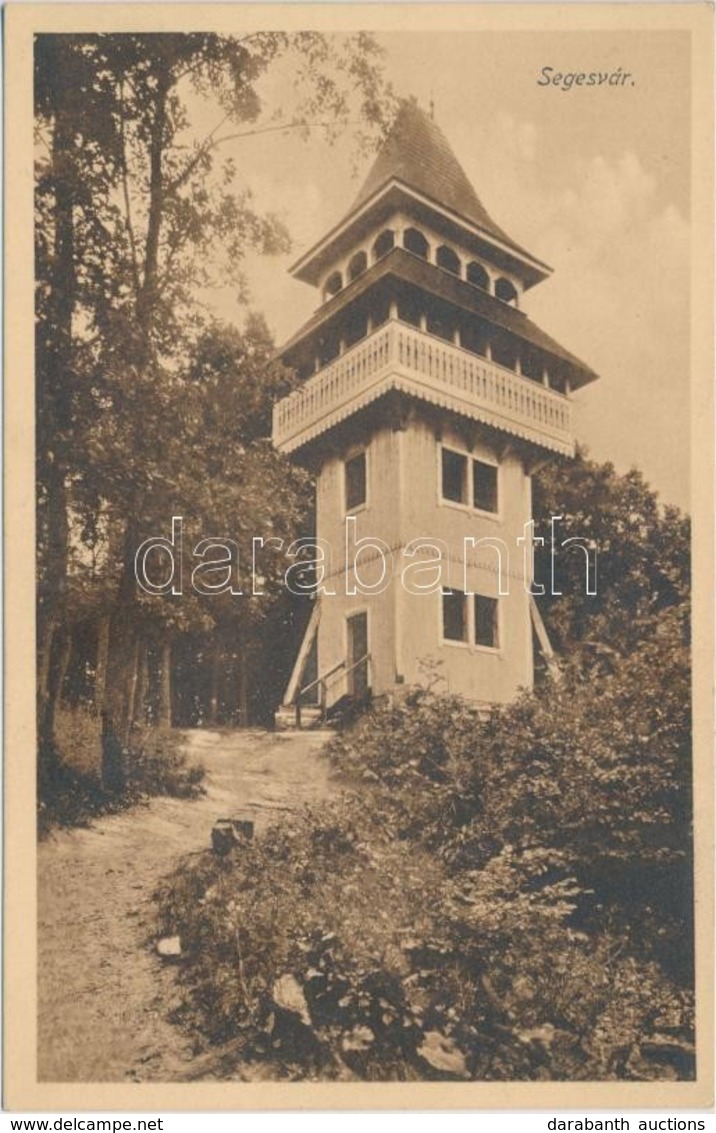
top-left (343, 651), bottom-right (370, 680)
top-left (298, 658), bottom-right (346, 701)
top-left (294, 652), bottom-right (371, 728)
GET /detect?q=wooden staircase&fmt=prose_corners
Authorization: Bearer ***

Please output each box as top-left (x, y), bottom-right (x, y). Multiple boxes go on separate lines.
top-left (276, 597), bottom-right (374, 731)
top-left (274, 703), bottom-right (326, 731)
top-left (275, 653), bottom-right (371, 731)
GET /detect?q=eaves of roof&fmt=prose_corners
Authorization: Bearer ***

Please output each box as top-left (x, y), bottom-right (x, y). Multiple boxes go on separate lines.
top-left (280, 247), bottom-right (598, 390)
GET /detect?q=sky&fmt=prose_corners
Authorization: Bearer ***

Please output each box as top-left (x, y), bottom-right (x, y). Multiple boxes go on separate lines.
top-left (204, 29), bottom-right (692, 510)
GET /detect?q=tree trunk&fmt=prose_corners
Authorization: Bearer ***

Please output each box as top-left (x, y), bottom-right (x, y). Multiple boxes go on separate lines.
top-left (159, 639), bottom-right (172, 728)
top-left (94, 614), bottom-right (110, 714)
top-left (36, 64), bottom-right (76, 780)
top-left (37, 616), bottom-right (58, 730)
top-left (102, 521), bottom-right (143, 744)
top-left (53, 628), bottom-right (73, 719)
top-left (37, 618), bottom-right (62, 790)
top-left (103, 612), bottom-right (134, 744)
top-left (238, 651), bottom-right (250, 727)
top-left (208, 638), bottom-right (221, 726)
top-left (136, 73), bottom-right (169, 351)
top-left (125, 636), bottom-right (142, 746)
top-left (132, 643), bottom-right (148, 730)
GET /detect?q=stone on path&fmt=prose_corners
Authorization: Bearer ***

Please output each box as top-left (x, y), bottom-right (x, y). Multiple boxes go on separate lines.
top-left (156, 936), bottom-right (182, 960)
top-left (272, 974), bottom-right (311, 1027)
top-left (211, 817), bottom-right (254, 855)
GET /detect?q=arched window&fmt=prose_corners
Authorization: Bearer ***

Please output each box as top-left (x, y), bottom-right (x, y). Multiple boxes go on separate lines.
top-left (495, 277), bottom-right (518, 305)
top-left (403, 227), bottom-right (429, 260)
top-left (372, 230), bottom-right (395, 260)
top-left (323, 271), bottom-right (343, 301)
top-left (348, 250), bottom-right (368, 282)
top-left (466, 261), bottom-right (489, 291)
top-left (436, 245), bottom-right (461, 276)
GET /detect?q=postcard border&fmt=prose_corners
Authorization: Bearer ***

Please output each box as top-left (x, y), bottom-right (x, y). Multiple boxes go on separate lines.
top-left (4, 1), bottom-right (713, 1111)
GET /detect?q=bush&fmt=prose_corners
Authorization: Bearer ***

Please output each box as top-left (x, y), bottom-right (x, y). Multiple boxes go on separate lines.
top-left (38, 708), bottom-right (205, 837)
top-left (154, 605), bottom-right (693, 1081)
top-left (328, 609), bottom-right (693, 978)
top-left (155, 793), bottom-right (446, 1078)
top-left (155, 767), bottom-right (693, 1080)
top-left (328, 688), bottom-right (486, 853)
top-left (129, 726), bottom-right (207, 798)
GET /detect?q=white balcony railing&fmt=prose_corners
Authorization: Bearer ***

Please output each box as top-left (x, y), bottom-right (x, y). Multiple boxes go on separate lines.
top-left (273, 320), bottom-right (573, 456)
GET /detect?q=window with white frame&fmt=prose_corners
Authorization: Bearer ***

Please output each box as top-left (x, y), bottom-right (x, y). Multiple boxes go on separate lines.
top-left (442, 588), bottom-right (500, 650)
top-left (440, 445), bottom-right (498, 514)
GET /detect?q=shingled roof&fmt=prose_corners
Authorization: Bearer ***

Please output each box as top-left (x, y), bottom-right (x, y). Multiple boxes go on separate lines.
top-left (352, 99), bottom-right (533, 261)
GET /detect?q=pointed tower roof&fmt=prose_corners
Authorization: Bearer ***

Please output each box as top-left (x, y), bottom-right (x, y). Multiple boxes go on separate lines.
top-left (351, 99), bottom-right (518, 253)
top-left (290, 99), bottom-right (549, 288)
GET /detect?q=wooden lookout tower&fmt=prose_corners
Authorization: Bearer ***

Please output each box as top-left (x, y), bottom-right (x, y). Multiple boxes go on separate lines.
top-left (272, 100), bottom-right (598, 721)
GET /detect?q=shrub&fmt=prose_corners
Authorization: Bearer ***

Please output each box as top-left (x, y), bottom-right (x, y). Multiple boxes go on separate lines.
top-left (155, 793), bottom-right (447, 1078)
top-left (54, 702), bottom-right (104, 778)
top-left (128, 726), bottom-right (207, 798)
top-left (38, 708), bottom-right (205, 837)
top-left (327, 688), bottom-right (486, 853)
top-left (155, 786), bottom-right (694, 1080)
top-left (327, 609), bottom-right (693, 978)
top-left (154, 606), bottom-right (693, 1080)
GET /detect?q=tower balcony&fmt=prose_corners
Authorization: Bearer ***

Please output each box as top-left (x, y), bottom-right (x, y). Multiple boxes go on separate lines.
top-left (273, 319), bottom-right (573, 457)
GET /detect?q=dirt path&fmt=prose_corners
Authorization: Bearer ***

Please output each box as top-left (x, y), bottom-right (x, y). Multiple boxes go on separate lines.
top-left (37, 729), bottom-right (334, 1083)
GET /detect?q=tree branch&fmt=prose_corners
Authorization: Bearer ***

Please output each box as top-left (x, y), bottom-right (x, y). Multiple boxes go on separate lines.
top-left (166, 118), bottom-right (361, 196)
top-left (165, 110), bottom-right (232, 194)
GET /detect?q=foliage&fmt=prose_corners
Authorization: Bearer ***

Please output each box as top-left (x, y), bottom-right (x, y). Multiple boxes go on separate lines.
top-left (156, 794), bottom-right (445, 1079)
top-left (34, 30), bottom-right (395, 778)
top-left (35, 33), bottom-right (393, 363)
top-left (330, 607), bottom-right (693, 977)
top-left (129, 726), bottom-right (207, 799)
top-left (156, 785), bottom-right (693, 1081)
top-left (38, 707), bottom-right (205, 837)
top-left (532, 448), bottom-right (690, 662)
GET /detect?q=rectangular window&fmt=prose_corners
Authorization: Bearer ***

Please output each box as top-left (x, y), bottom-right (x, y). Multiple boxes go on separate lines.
top-left (442, 589), bottom-right (468, 643)
top-left (441, 445), bottom-right (498, 512)
top-left (441, 448), bottom-right (468, 504)
top-left (345, 452), bottom-right (367, 512)
top-left (475, 595), bottom-right (499, 649)
top-left (473, 459), bottom-right (498, 513)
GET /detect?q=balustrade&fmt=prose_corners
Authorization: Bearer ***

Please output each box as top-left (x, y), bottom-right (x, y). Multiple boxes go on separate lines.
top-left (273, 319), bottom-right (572, 454)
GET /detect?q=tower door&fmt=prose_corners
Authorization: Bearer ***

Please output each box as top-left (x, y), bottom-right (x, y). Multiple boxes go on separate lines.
top-left (346, 612), bottom-right (369, 699)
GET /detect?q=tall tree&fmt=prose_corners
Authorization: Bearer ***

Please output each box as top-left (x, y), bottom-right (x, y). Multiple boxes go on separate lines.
top-left (35, 36), bottom-right (123, 785)
top-left (35, 31), bottom-right (395, 781)
top-left (532, 448), bottom-right (690, 669)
